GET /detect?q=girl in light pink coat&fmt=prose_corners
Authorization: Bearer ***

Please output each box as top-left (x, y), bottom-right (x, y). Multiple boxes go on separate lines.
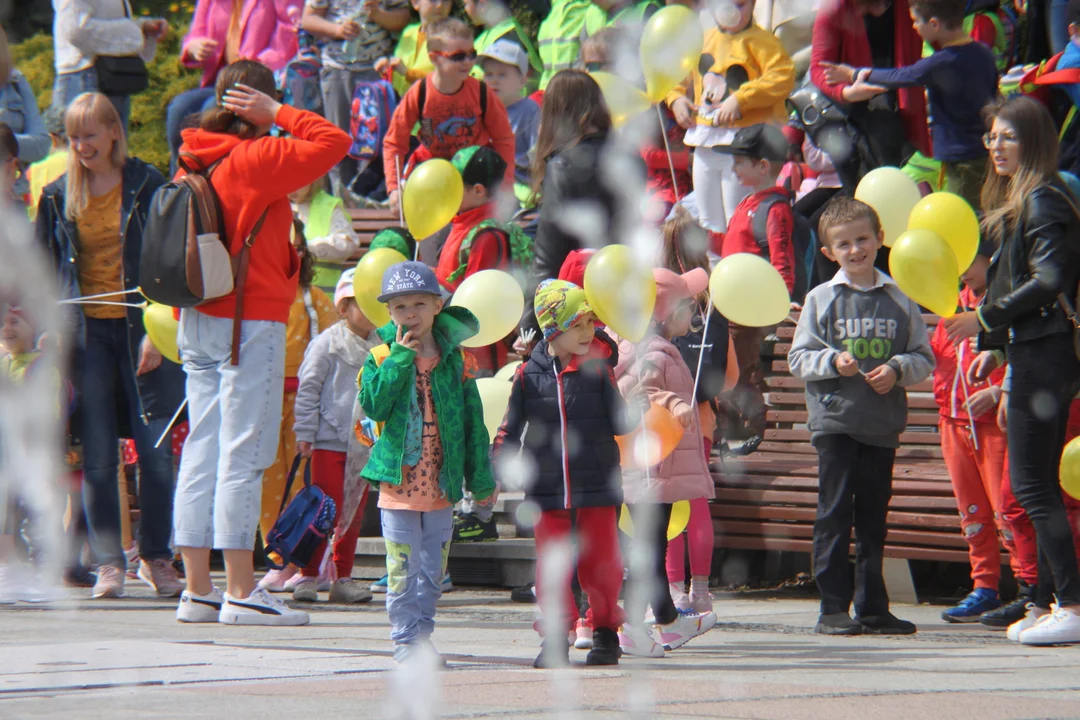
top-left (166, 0), bottom-right (302, 172)
top-left (614, 267), bottom-right (717, 659)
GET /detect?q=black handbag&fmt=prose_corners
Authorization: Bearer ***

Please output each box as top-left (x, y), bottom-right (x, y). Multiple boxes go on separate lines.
top-left (93, 3), bottom-right (149, 96)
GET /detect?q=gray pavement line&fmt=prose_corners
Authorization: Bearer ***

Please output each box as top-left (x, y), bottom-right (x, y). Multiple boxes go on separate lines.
top-left (0, 662), bottom-right (211, 678)
top-left (201, 640), bottom-right (535, 666)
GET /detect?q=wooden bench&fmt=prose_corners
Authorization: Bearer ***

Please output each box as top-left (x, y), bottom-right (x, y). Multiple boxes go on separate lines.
top-left (711, 315), bottom-right (993, 566)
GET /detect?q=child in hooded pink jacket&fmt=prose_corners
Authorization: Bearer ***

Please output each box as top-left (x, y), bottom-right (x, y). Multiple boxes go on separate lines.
top-left (614, 268), bottom-right (718, 659)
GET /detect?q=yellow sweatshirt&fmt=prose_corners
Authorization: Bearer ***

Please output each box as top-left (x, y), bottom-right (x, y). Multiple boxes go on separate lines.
top-left (665, 24), bottom-right (795, 133)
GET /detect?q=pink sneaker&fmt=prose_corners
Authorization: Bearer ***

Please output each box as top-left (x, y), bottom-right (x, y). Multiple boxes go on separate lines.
top-left (574, 618), bottom-right (594, 650)
top-left (138, 558), bottom-right (184, 598)
top-left (655, 611), bottom-right (717, 651)
top-left (258, 566), bottom-right (297, 593)
top-left (670, 582), bottom-right (692, 613)
top-left (92, 565), bottom-right (125, 599)
top-left (689, 590), bottom-right (714, 614)
top-left (618, 624), bottom-right (665, 657)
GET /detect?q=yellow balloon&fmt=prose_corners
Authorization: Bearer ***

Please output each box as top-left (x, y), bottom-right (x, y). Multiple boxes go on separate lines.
top-left (907, 192), bottom-right (981, 272)
top-left (640, 5), bottom-right (704, 104)
top-left (353, 247), bottom-right (407, 329)
top-left (143, 303), bottom-right (180, 364)
top-left (854, 167), bottom-right (923, 247)
top-left (618, 500), bottom-right (693, 540)
top-left (475, 377), bottom-right (513, 444)
top-left (403, 159), bottom-right (464, 240)
top-left (710, 253), bottom-right (791, 327)
top-left (591, 71), bottom-right (651, 129)
top-left (583, 245), bottom-right (656, 343)
top-left (494, 361), bottom-right (522, 381)
top-left (450, 269), bottom-right (525, 348)
top-left (1061, 436), bottom-right (1080, 501)
top-left (888, 229), bottom-right (959, 318)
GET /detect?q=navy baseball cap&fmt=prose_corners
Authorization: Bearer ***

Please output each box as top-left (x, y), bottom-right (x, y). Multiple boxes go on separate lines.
top-left (378, 261), bottom-right (442, 302)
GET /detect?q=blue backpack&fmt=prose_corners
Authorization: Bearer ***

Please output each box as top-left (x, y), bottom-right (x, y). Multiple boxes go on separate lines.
top-left (349, 78), bottom-right (398, 160)
top-left (282, 58), bottom-right (323, 115)
top-left (264, 455), bottom-right (337, 570)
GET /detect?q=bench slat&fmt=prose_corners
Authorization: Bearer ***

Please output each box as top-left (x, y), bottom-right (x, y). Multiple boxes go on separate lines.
top-left (713, 534), bottom-right (978, 563)
top-left (766, 409), bottom-right (941, 425)
top-left (764, 428), bottom-right (941, 445)
top-left (713, 488), bottom-right (959, 511)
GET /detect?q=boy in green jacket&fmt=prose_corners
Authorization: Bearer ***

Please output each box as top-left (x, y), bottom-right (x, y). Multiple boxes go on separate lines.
top-left (359, 260), bottom-right (495, 664)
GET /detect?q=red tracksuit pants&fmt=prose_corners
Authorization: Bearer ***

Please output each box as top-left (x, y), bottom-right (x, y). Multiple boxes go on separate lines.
top-left (534, 506), bottom-right (626, 634)
top-left (300, 449), bottom-right (367, 579)
top-left (999, 400), bottom-right (1080, 582)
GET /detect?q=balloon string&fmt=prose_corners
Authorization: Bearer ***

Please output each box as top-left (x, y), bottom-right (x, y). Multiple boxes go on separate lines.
top-left (956, 340), bottom-right (980, 451)
top-left (155, 397), bottom-right (188, 449)
top-left (690, 298), bottom-right (712, 405)
top-left (634, 341), bottom-right (653, 483)
top-left (64, 300), bottom-right (148, 309)
top-left (59, 287), bottom-right (142, 304)
top-left (657, 105), bottom-right (681, 201)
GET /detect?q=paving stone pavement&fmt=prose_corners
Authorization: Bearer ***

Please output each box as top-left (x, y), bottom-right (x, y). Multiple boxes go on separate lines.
top-left (0, 582), bottom-right (1078, 719)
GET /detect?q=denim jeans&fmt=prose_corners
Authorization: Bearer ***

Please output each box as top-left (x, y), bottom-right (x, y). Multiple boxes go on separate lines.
top-left (166, 87), bottom-right (216, 175)
top-left (81, 318), bottom-right (175, 567)
top-left (173, 311), bottom-right (285, 550)
top-left (381, 506), bottom-right (454, 645)
top-left (52, 67), bottom-right (131, 131)
top-left (1006, 333), bottom-right (1080, 607)
top-left (319, 66), bottom-right (379, 198)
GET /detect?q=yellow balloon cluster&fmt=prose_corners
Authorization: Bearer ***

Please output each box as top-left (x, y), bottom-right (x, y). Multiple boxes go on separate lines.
top-left (450, 269), bottom-right (525, 348)
top-left (888, 229), bottom-right (959, 318)
top-left (710, 253), bottom-right (791, 327)
top-left (584, 245), bottom-right (656, 343)
top-left (907, 192), bottom-right (981, 272)
top-left (591, 71), bottom-right (651, 129)
top-left (403, 159), bottom-right (464, 240)
top-left (639, 5), bottom-right (704, 104)
top-left (854, 167), bottom-right (922, 247)
top-left (143, 303), bottom-right (180, 364)
top-left (475, 378), bottom-right (513, 444)
top-left (353, 247), bottom-right (407, 328)
top-left (618, 500), bottom-right (691, 541)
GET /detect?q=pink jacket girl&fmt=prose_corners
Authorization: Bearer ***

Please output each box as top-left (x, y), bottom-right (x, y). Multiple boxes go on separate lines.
top-left (181, 0), bottom-right (302, 87)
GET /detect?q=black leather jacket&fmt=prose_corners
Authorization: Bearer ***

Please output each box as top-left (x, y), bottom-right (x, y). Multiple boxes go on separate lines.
top-left (979, 179), bottom-right (1080, 349)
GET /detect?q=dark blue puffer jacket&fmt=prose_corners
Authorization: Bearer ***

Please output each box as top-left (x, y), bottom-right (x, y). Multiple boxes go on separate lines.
top-left (493, 331), bottom-right (634, 511)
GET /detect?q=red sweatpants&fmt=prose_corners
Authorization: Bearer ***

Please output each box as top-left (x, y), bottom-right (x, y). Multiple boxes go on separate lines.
top-left (534, 506), bottom-right (626, 634)
top-left (300, 449), bottom-right (366, 580)
top-left (999, 400), bottom-right (1080, 581)
top-left (940, 417), bottom-right (1019, 589)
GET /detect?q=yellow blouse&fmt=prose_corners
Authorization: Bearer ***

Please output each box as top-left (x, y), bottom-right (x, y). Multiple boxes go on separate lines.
top-left (75, 183), bottom-right (125, 319)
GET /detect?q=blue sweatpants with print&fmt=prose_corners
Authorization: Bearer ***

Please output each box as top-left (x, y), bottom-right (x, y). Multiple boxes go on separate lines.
top-left (381, 507), bottom-right (454, 646)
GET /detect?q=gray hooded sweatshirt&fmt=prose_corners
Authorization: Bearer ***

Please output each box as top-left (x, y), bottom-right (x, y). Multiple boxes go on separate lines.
top-left (787, 269), bottom-right (935, 448)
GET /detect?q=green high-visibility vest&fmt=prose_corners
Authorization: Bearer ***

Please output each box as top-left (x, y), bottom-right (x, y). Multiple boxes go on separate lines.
top-left (537, 0), bottom-right (592, 90)
top-left (307, 191), bottom-right (346, 291)
top-left (582, 0), bottom-right (661, 38)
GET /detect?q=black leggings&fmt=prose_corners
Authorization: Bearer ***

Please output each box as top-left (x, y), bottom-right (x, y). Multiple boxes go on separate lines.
top-left (625, 503), bottom-right (678, 626)
top-left (1007, 333), bottom-right (1080, 607)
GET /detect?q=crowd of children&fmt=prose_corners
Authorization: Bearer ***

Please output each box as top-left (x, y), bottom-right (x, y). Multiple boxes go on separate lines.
top-left (5, 0), bottom-right (1080, 662)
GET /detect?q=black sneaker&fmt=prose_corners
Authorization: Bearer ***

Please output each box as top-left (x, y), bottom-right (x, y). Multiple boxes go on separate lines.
top-left (533, 636), bottom-right (570, 668)
top-left (63, 565), bottom-right (96, 588)
top-left (815, 612), bottom-right (863, 635)
top-left (981, 588), bottom-right (1033, 629)
top-left (453, 513), bottom-right (499, 543)
top-left (857, 612), bottom-right (917, 635)
top-left (585, 627), bottom-right (621, 666)
top-left (511, 583), bottom-right (537, 603)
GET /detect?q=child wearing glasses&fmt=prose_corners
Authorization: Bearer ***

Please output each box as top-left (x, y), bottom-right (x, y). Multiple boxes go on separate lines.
top-left (821, 0), bottom-right (998, 210)
top-left (381, 17), bottom-right (515, 218)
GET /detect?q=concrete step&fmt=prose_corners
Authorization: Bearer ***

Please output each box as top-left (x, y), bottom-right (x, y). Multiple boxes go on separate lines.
top-left (354, 536), bottom-right (536, 589)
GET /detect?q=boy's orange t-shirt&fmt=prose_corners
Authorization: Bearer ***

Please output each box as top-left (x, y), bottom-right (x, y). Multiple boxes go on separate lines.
top-left (378, 355), bottom-right (452, 511)
top-left (382, 76), bottom-right (516, 194)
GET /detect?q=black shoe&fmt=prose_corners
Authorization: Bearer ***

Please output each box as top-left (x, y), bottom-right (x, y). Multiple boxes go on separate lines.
top-left (857, 612), bottom-right (917, 635)
top-left (815, 612), bottom-right (863, 635)
top-left (585, 627), bottom-right (621, 666)
top-left (511, 583), bottom-right (537, 604)
top-left (981, 584), bottom-right (1034, 628)
top-left (63, 565), bottom-right (96, 588)
top-left (533, 636), bottom-right (570, 668)
top-left (453, 513), bottom-right (499, 543)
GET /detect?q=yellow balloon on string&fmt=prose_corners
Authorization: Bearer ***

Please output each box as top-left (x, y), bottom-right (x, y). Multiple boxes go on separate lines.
top-left (619, 500), bottom-right (692, 541)
top-left (591, 71), bottom-right (652, 128)
top-left (143, 303), bottom-right (180, 364)
top-left (640, 5), bottom-right (704, 104)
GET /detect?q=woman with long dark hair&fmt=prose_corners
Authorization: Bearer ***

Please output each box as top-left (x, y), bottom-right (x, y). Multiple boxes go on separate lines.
top-left (943, 96), bottom-right (1080, 646)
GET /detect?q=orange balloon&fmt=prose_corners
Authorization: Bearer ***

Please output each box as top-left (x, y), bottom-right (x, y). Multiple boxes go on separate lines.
top-left (616, 404), bottom-right (685, 468)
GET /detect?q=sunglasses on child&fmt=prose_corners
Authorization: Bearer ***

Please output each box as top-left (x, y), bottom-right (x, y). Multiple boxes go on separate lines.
top-left (431, 49), bottom-right (477, 63)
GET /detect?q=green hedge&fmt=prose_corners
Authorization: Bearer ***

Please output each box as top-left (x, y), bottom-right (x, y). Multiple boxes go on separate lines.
top-left (11, 0), bottom-right (540, 173)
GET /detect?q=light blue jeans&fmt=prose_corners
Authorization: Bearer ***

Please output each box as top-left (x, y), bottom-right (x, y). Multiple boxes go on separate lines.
top-left (381, 506), bottom-right (454, 645)
top-left (52, 67), bottom-right (131, 131)
top-left (173, 311), bottom-right (285, 550)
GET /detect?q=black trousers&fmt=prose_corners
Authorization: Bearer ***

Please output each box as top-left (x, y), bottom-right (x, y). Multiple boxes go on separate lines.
top-left (813, 434), bottom-right (896, 617)
top-left (626, 503), bottom-right (678, 626)
top-left (1007, 333), bottom-right (1080, 607)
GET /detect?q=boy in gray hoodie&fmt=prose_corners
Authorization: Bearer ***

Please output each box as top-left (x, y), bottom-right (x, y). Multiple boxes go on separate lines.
top-left (293, 269), bottom-right (381, 605)
top-left (788, 197), bottom-right (935, 637)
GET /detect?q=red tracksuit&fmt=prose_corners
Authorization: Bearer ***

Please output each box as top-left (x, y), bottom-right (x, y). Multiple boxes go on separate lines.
top-left (300, 449), bottom-right (368, 580)
top-left (932, 288), bottom-right (1024, 588)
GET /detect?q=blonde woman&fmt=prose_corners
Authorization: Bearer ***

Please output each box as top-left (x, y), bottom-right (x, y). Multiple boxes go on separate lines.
top-left (34, 92), bottom-right (186, 600)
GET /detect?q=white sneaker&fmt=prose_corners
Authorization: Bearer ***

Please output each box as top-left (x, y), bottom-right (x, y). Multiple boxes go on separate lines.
top-left (1006, 604), bottom-right (1051, 642)
top-left (618, 623), bottom-right (665, 658)
top-left (219, 587), bottom-right (310, 626)
top-left (1019, 607), bottom-right (1080, 646)
top-left (0, 563), bottom-right (64, 604)
top-left (177, 587), bottom-right (224, 623)
top-left (655, 611), bottom-right (718, 650)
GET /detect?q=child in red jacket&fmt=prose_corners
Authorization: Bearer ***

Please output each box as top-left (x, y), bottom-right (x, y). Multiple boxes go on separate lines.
top-left (713, 124), bottom-right (795, 440)
top-left (932, 244), bottom-right (1030, 623)
top-left (382, 17), bottom-right (515, 219)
